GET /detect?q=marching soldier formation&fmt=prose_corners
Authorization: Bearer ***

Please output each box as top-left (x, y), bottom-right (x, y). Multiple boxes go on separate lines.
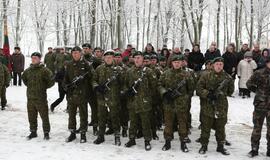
top-left (1, 42), bottom-right (270, 157)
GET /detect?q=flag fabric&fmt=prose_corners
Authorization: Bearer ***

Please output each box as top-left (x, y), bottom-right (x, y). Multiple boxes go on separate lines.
top-left (2, 18), bottom-right (12, 72)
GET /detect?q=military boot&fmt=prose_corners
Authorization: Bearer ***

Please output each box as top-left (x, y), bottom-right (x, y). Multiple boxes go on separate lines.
top-left (125, 139), bottom-right (136, 148)
top-left (162, 140), bottom-right (171, 151)
top-left (181, 142), bottom-right (189, 152)
top-left (199, 145), bottom-right (208, 154)
top-left (66, 131), bottom-right (76, 142)
top-left (80, 132), bottom-right (87, 143)
top-left (93, 135), bottom-right (105, 144)
top-left (27, 131), bottom-right (37, 140)
top-left (145, 140), bottom-right (151, 151)
top-left (248, 145), bottom-right (259, 157)
top-left (217, 144), bottom-right (230, 155)
top-left (44, 132), bottom-right (50, 140)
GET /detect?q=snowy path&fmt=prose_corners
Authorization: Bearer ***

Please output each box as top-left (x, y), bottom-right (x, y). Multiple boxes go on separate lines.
top-left (0, 83), bottom-right (268, 160)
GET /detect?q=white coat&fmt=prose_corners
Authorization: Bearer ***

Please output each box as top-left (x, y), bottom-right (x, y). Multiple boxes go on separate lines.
top-left (237, 59), bottom-right (257, 89)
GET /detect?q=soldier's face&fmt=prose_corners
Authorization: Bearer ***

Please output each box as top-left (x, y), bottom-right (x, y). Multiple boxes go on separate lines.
top-left (213, 62), bottom-right (224, 73)
top-left (143, 60), bottom-right (151, 65)
top-left (95, 50), bottom-right (103, 58)
top-left (172, 60), bottom-right (182, 69)
top-left (31, 56), bottom-right (41, 64)
top-left (134, 55), bottom-right (144, 67)
top-left (151, 59), bottom-right (157, 65)
top-left (104, 55), bottom-right (114, 65)
top-left (83, 47), bottom-right (92, 54)
top-left (72, 51), bottom-right (81, 61)
top-left (114, 56), bottom-right (122, 64)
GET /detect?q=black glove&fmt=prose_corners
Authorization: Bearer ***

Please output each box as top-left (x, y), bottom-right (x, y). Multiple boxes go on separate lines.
top-left (163, 90), bottom-right (174, 102)
top-left (95, 85), bottom-right (107, 94)
top-left (125, 88), bottom-right (136, 97)
top-left (207, 90), bottom-right (217, 101)
top-left (6, 84), bottom-right (9, 88)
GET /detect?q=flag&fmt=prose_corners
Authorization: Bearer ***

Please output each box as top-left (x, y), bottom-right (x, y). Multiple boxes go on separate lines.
top-left (2, 17), bottom-right (12, 72)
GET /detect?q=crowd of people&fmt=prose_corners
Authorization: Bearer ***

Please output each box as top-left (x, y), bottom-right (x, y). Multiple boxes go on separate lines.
top-left (0, 41), bottom-right (270, 158)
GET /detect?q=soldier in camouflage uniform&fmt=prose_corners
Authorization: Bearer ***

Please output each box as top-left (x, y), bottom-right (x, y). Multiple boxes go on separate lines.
top-left (51, 47), bottom-right (71, 112)
top-left (64, 46), bottom-right (94, 143)
top-left (92, 50), bottom-right (123, 145)
top-left (0, 48), bottom-right (10, 110)
top-left (124, 51), bottom-right (156, 151)
top-left (0, 59), bottom-right (10, 110)
top-left (44, 47), bottom-right (56, 73)
top-left (150, 54), bottom-right (162, 138)
top-left (247, 57), bottom-right (270, 157)
top-left (114, 52), bottom-right (129, 137)
top-left (22, 52), bottom-right (55, 140)
top-left (82, 43), bottom-right (98, 135)
top-left (196, 57), bottom-right (234, 155)
top-left (159, 54), bottom-right (194, 152)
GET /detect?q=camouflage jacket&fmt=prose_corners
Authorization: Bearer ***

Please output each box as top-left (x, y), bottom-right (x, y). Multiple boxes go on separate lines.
top-left (0, 63), bottom-right (11, 87)
top-left (196, 70), bottom-right (234, 118)
top-left (44, 52), bottom-right (56, 73)
top-left (93, 63), bottom-right (123, 107)
top-left (54, 53), bottom-right (71, 72)
top-left (125, 66), bottom-right (157, 113)
top-left (22, 63), bottom-right (55, 102)
top-left (158, 68), bottom-right (195, 111)
top-left (63, 59), bottom-right (93, 101)
top-left (247, 67), bottom-right (270, 111)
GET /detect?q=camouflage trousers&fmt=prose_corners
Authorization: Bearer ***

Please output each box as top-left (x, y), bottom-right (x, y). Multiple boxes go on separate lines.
top-left (67, 97), bottom-right (88, 133)
top-left (163, 109), bottom-right (188, 142)
top-left (97, 102), bottom-right (120, 136)
top-left (129, 110), bottom-right (152, 141)
top-left (120, 98), bottom-right (129, 130)
top-left (200, 115), bottom-right (227, 145)
top-left (1, 86), bottom-right (7, 107)
top-left (27, 100), bottom-right (50, 133)
top-left (251, 110), bottom-right (270, 149)
top-left (88, 92), bottom-right (98, 127)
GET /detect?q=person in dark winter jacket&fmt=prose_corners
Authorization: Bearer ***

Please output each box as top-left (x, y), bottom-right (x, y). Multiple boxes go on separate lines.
top-left (252, 44), bottom-right (262, 65)
top-left (257, 48), bottom-right (270, 70)
top-left (222, 44), bottom-right (238, 79)
top-left (143, 43), bottom-right (157, 56)
top-left (11, 47), bottom-right (25, 86)
top-left (204, 45), bottom-right (221, 62)
top-left (236, 43), bottom-right (249, 65)
top-left (188, 44), bottom-right (204, 71)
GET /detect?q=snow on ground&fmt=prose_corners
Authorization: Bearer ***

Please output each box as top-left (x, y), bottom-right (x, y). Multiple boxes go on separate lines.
top-left (0, 63), bottom-right (268, 160)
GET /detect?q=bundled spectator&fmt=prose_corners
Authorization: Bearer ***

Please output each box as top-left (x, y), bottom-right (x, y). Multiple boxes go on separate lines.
top-left (11, 47), bottom-right (25, 86)
top-left (252, 44), bottom-right (262, 64)
top-left (204, 44), bottom-right (221, 62)
top-left (222, 44), bottom-right (238, 78)
top-left (257, 48), bottom-right (270, 70)
top-left (188, 44), bottom-right (204, 71)
top-left (237, 51), bottom-right (257, 98)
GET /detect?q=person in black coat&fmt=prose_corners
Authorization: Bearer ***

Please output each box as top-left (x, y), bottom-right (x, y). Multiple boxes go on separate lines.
top-left (222, 44), bottom-right (238, 79)
top-left (188, 44), bottom-right (204, 71)
top-left (236, 43), bottom-right (249, 65)
top-left (204, 45), bottom-right (221, 62)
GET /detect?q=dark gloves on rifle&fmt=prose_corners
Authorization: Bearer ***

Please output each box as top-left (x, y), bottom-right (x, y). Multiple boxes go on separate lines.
top-left (163, 90), bottom-right (174, 102)
top-left (124, 88), bottom-right (136, 97)
top-left (207, 90), bottom-right (217, 101)
top-left (95, 85), bottom-right (107, 94)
